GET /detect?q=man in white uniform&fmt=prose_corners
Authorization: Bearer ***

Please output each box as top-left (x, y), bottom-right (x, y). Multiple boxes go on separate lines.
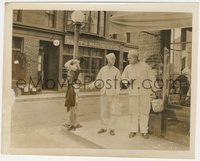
top-left (88, 53), bottom-right (121, 136)
top-left (122, 49), bottom-right (156, 139)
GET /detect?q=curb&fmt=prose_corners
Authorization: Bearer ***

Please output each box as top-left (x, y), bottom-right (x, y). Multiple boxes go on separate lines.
top-left (15, 91), bottom-right (129, 102)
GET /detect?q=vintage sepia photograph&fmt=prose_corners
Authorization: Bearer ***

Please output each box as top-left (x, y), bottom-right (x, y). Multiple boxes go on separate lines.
top-left (1, 2), bottom-right (199, 159)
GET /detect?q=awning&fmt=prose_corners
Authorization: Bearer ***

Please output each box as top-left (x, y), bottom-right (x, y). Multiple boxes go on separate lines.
top-left (109, 12), bottom-right (192, 34)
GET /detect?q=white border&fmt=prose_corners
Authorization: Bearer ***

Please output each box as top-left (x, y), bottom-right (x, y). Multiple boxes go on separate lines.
top-left (0, 1), bottom-right (200, 161)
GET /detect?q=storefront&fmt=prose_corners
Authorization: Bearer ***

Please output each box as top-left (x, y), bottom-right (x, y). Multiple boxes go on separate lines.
top-left (109, 12), bottom-right (192, 145)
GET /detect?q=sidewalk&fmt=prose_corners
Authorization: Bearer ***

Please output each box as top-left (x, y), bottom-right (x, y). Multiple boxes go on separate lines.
top-left (71, 115), bottom-right (189, 150)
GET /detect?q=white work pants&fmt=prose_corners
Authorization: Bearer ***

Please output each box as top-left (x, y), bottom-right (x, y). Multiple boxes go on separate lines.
top-left (129, 95), bottom-right (151, 133)
top-left (100, 95), bottom-right (116, 130)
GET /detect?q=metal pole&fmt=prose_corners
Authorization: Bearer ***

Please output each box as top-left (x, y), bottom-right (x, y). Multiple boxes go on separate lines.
top-left (73, 22), bottom-right (81, 59)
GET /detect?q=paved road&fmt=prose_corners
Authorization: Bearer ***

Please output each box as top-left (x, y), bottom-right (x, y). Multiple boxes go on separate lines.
top-left (11, 95), bottom-right (129, 148)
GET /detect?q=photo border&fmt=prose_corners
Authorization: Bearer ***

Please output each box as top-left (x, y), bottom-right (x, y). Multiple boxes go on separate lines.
top-left (2, 2), bottom-right (199, 159)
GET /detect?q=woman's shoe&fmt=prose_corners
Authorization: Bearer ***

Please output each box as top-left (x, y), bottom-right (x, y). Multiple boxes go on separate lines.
top-left (98, 128), bottom-right (107, 134)
top-left (68, 125), bottom-right (76, 131)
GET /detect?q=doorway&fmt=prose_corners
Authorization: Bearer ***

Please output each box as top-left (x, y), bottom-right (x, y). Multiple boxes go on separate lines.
top-left (39, 41), bottom-right (59, 90)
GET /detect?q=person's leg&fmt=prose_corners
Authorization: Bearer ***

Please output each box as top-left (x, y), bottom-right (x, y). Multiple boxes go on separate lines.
top-left (129, 96), bottom-right (139, 137)
top-left (99, 95), bottom-right (109, 133)
top-left (108, 96), bottom-right (116, 135)
top-left (68, 106), bottom-right (77, 130)
top-left (63, 111), bottom-right (71, 128)
top-left (139, 95), bottom-right (151, 137)
top-left (73, 103), bottom-right (82, 128)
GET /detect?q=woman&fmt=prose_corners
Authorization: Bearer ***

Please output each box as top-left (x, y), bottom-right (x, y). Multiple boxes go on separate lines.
top-left (63, 59), bottom-right (82, 131)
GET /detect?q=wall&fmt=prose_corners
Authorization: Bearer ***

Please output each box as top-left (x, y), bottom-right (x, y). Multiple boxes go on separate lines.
top-left (20, 10), bottom-right (64, 31)
top-left (23, 36), bottom-right (39, 83)
top-left (138, 31), bottom-right (161, 69)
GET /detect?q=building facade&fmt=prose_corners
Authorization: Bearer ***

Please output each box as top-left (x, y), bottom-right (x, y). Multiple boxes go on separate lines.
top-left (12, 10), bottom-right (138, 92)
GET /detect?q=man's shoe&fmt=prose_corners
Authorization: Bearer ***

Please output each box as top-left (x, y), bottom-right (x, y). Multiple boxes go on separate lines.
top-left (110, 130), bottom-right (115, 136)
top-left (142, 133), bottom-right (150, 139)
top-left (62, 123), bottom-right (71, 128)
top-left (98, 128), bottom-right (107, 134)
top-left (75, 124), bottom-right (82, 128)
top-left (129, 132), bottom-right (136, 138)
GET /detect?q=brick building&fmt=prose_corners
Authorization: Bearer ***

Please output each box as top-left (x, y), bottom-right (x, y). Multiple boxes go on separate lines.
top-left (12, 10), bottom-right (138, 93)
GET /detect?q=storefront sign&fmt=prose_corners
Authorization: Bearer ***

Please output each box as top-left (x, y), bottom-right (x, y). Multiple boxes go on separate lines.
top-left (64, 35), bottom-right (119, 50)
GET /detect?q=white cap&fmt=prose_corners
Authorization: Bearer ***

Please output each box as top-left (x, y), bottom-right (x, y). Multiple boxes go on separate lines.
top-left (106, 53), bottom-right (115, 60)
top-left (128, 49), bottom-right (139, 57)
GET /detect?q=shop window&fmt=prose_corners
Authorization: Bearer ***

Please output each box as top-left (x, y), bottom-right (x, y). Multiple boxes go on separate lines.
top-left (12, 37), bottom-right (26, 81)
top-left (13, 10), bottom-right (22, 22)
top-left (64, 45), bottom-right (73, 55)
top-left (45, 10), bottom-right (56, 28)
top-left (168, 28), bottom-right (192, 107)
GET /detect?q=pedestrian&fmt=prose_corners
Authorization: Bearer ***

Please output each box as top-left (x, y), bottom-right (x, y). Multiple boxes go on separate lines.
top-left (63, 59), bottom-right (82, 131)
top-left (122, 49), bottom-right (157, 139)
top-left (88, 53), bottom-right (121, 136)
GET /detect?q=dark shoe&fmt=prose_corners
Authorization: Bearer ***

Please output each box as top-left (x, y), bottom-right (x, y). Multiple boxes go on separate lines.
top-left (75, 124), bottom-right (82, 128)
top-left (68, 125), bottom-right (76, 131)
top-left (142, 133), bottom-right (150, 139)
top-left (110, 130), bottom-right (115, 136)
top-left (98, 128), bottom-right (107, 134)
top-left (129, 132), bottom-right (136, 138)
top-left (62, 123), bottom-right (71, 128)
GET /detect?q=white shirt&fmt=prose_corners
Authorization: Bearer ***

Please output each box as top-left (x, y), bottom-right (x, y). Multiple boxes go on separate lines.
top-left (90, 65), bottom-right (121, 95)
top-left (122, 61), bottom-right (156, 96)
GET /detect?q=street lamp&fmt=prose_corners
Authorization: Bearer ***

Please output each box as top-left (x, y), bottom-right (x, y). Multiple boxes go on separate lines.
top-left (71, 11), bottom-right (85, 59)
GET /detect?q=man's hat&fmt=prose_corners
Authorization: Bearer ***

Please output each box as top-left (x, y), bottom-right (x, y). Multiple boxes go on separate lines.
top-left (106, 53), bottom-right (116, 60)
top-left (128, 49), bottom-right (139, 57)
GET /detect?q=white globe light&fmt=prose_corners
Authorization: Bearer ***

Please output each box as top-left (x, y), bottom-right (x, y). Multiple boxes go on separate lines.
top-left (53, 40), bottom-right (60, 46)
top-left (71, 11), bottom-right (85, 23)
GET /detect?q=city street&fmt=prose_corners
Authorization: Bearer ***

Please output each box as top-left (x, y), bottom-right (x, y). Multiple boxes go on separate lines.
top-left (11, 93), bottom-right (189, 151)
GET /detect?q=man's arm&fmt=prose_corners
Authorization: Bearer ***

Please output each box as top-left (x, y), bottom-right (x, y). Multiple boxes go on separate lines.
top-left (87, 68), bottom-right (102, 89)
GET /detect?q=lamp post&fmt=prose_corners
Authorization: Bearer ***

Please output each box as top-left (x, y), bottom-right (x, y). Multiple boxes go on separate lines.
top-left (71, 11), bottom-right (85, 59)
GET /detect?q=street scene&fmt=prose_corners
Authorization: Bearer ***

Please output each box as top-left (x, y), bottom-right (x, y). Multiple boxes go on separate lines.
top-left (12, 93), bottom-right (188, 150)
top-left (2, 3), bottom-right (195, 158)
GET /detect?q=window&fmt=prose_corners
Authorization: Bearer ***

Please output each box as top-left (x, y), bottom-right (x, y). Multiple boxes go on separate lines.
top-left (13, 10), bottom-right (22, 22)
top-left (112, 34), bottom-right (117, 39)
top-left (12, 37), bottom-right (26, 81)
top-left (89, 12), bottom-right (98, 34)
top-left (168, 28), bottom-right (192, 107)
top-left (99, 11), bottom-right (105, 36)
top-left (66, 11), bottom-right (106, 36)
top-left (126, 32), bottom-right (131, 43)
top-left (45, 10), bottom-right (56, 28)
top-left (65, 11), bottom-right (74, 30)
